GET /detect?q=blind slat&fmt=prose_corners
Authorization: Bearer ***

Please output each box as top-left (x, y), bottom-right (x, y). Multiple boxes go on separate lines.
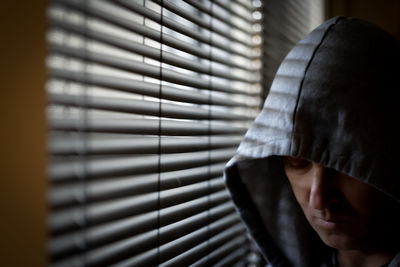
top-left (48, 46), bottom-right (257, 96)
top-left (48, 8), bottom-right (259, 83)
top-left (50, 190), bottom-right (229, 258)
top-left (50, 148), bottom-right (236, 181)
top-left (50, 200), bottom-right (235, 259)
top-left (190, 235), bottom-right (248, 267)
top-left (49, 93), bottom-right (253, 121)
top-left (48, 45), bottom-right (255, 95)
top-left (158, 203), bottom-right (235, 247)
top-left (213, 0), bottom-right (256, 24)
top-left (53, 214), bottom-right (241, 267)
top-left (50, 178), bottom-right (226, 234)
top-left (139, 218), bottom-right (243, 267)
top-left (49, 117), bottom-right (247, 136)
top-left (151, 0), bottom-right (255, 47)
top-left (234, 0), bottom-right (257, 11)
top-left (214, 247), bottom-right (249, 267)
top-left (50, 135), bottom-right (242, 155)
top-left (48, 73), bottom-right (257, 107)
top-left (118, 223), bottom-right (246, 267)
top-left (50, 162), bottom-right (226, 207)
top-left (113, 0), bottom-right (256, 58)
top-left (53, 0), bottom-right (259, 63)
top-left (183, 0), bottom-right (253, 35)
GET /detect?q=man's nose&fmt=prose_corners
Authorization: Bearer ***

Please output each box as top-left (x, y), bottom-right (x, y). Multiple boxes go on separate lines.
top-left (309, 164), bottom-right (333, 210)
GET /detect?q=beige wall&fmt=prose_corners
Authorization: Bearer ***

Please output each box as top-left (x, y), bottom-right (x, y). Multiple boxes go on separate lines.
top-left (0, 1), bottom-right (47, 266)
top-left (328, 0), bottom-right (400, 40)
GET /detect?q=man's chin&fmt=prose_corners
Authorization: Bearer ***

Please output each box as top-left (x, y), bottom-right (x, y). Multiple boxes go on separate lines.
top-left (318, 230), bottom-right (361, 250)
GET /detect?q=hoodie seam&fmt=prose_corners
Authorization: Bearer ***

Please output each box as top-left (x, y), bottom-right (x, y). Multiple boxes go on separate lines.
top-left (289, 16), bottom-right (345, 154)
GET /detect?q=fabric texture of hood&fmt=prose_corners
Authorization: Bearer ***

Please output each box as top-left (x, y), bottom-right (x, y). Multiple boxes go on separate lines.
top-left (224, 16), bottom-right (400, 267)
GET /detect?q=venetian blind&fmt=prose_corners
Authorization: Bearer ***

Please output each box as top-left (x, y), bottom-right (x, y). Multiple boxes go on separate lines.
top-left (46, 0), bottom-right (262, 266)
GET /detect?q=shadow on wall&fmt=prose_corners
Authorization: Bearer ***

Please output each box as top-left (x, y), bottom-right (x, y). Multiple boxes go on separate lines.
top-left (261, 0), bottom-right (326, 101)
top-left (328, 0), bottom-right (400, 40)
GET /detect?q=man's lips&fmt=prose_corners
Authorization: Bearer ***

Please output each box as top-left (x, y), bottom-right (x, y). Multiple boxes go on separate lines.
top-left (317, 217), bottom-right (347, 223)
top-left (313, 216), bottom-right (349, 231)
top-left (311, 209), bottom-right (349, 222)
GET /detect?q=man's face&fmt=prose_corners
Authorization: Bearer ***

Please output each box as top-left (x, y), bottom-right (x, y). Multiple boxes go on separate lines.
top-left (283, 156), bottom-right (399, 250)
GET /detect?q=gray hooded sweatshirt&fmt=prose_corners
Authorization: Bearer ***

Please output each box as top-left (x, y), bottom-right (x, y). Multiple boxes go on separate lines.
top-left (224, 17), bottom-right (400, 267)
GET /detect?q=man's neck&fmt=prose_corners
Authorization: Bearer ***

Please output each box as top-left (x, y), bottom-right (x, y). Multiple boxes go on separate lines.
top-left (337, 249), bottom-right (395, 267)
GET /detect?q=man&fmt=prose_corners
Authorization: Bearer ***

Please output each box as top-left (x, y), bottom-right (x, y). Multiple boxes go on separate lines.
top-left (225, 17), bottom-right (400, 267)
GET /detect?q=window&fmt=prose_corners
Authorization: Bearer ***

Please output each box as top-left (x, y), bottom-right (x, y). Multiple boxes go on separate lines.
top-left (46, 0), bottom-right (263, 266)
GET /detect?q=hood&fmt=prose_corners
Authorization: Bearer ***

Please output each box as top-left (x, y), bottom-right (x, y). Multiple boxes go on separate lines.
top-left (224, 17), bottom-right (400, 267)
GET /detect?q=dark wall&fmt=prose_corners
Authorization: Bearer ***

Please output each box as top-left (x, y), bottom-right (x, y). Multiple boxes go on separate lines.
top-left (328, 0), bottom-right (400, 40)
top-left (261, 0), bottom-right (315, 101)
top-left (0, 1), bottom-right (47, 266)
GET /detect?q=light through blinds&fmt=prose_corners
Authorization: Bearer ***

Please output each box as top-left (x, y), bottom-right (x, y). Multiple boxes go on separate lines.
top-left (46, 0), bottom-right (262, 266)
